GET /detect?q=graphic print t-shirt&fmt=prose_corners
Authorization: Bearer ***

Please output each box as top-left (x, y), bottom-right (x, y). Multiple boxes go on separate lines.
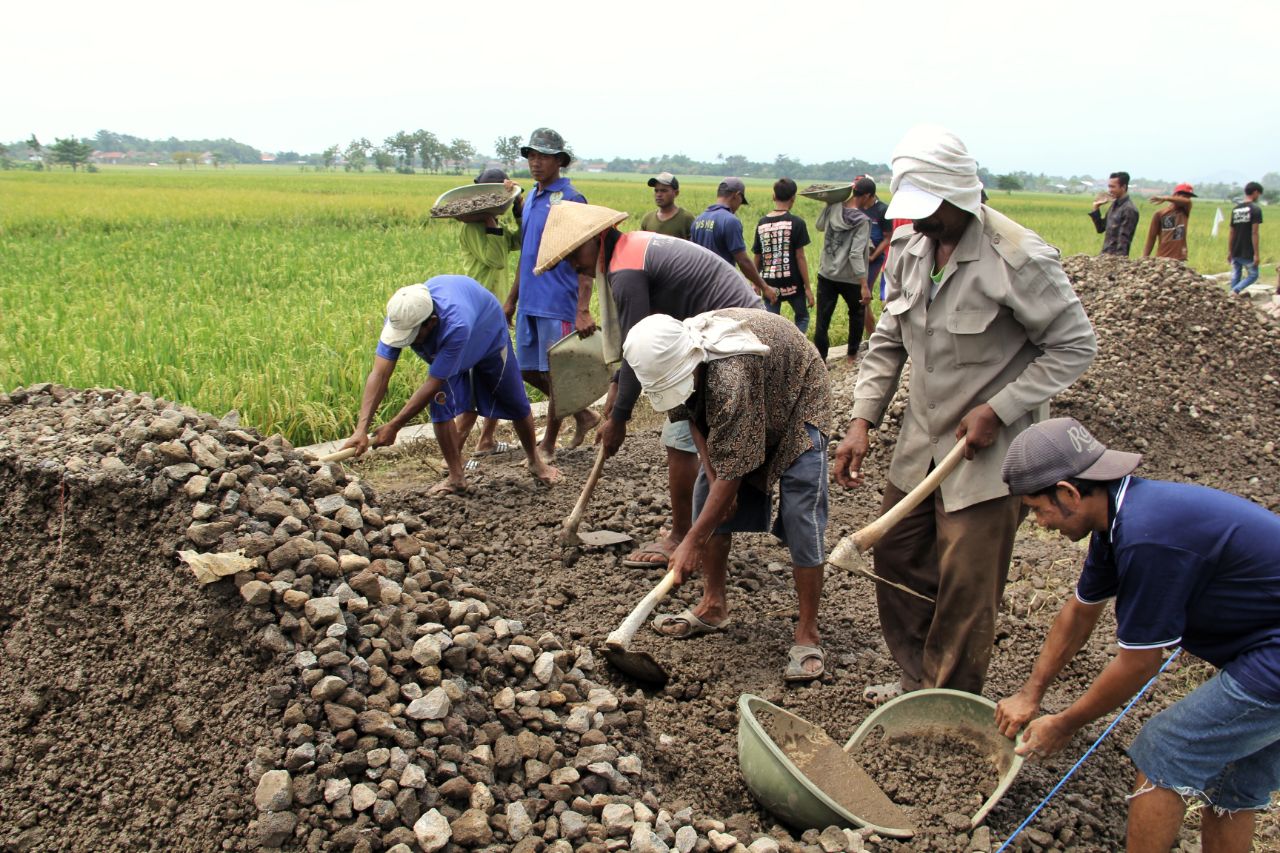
top-left (1230, 202), bottom-right (1263, 260)
top-left (1153, 205), bottom-right (1189, 260)
top-left (752, 212), bottom-right (811, 296)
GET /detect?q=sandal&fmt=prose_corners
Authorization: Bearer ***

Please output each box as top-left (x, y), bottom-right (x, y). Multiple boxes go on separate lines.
top-left (429, 479), bottom-right (469, 496)
top-left (472, 441), bottom-right (516, 458)
top-left (622, 539), bottom-right (674, 568)
top-left (652, 609), bottom-right (731, 639)
top-left (783, 645), bottom-right (826, 683)
top-left (863, 681), bottom-right (904, 706)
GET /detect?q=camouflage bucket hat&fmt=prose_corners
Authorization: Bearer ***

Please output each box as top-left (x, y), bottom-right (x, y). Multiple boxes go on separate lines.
top-left (520, 127), bottom-right (571, 163)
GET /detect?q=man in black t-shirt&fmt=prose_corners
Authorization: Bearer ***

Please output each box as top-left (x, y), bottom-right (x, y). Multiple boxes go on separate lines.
top-left (753, 178), bottom-right (813, 331)
top-left (1229, 181), bottom-right (1264, 295)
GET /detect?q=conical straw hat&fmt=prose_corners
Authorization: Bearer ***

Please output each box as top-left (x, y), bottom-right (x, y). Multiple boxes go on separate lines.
top-left (534, 203), bottom-right (629, 274)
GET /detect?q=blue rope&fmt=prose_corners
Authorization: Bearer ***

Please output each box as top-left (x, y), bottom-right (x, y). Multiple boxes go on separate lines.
top-left (995, 648), bottom-right (1184, 853)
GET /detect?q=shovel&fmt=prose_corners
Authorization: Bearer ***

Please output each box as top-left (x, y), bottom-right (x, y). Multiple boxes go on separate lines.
top-left (604, 568), bottom-right (678, 687)
top-left (827, 439), bottom-right (968, 604)
top-left (559, 446), bottom-right (632, 548)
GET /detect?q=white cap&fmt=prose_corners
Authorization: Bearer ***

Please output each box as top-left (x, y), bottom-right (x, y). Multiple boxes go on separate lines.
top-left (379, 284), bottom-right (434, 348)
top-left (884, 179), bottom-right (944, 220)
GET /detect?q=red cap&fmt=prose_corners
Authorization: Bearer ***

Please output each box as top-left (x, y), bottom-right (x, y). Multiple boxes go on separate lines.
top-left (1173, 183), bottom-right (1197, 197)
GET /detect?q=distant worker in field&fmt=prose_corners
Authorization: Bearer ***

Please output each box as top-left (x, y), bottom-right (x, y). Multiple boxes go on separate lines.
top-left (995, 418), bottom-right (1280, 853)
top-left (342, 277), bottom-right (561, 494)
top-left (1089, 170), bottom-right (1140, 256)
top-left (1142, 183), bottom-right (1195, 261)
top-left (834, 124), bottom-right (1098, 705)
top-left (503, 128), bottom-right (600, 461)
top-left (639, 172), bottom-right (696, 239)
top-left (753, 178), bottom-right (814, 332)
top-left (1229, 181), bottom-right (1264, 295)
top-left (690, 177), bottom-right (778, 305)
top-left (812, 180), bottom-right (871, 364)
top-left (534, 202), bottom-right (764, 570)
top-left (453, 167), bottom-right (524, 457)
top-left (624, 309), bottom-right (833, 683)
top-left (855, 177), bottom-right (892, 346)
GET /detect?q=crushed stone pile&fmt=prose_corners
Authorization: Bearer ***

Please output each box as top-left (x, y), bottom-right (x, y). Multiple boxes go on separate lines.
top-left (0, 384), bottom-right (768, 853)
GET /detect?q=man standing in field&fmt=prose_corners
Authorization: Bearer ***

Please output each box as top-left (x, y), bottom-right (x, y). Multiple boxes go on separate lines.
top-left (534, 202), bottom-right (764, 569)
top-left (691, 178), bottom-right (778, 305)
top-left (1089, 171), bottom-right (1140, 256)
top-left (624, 308), bottom-right (833, 682)
top-left (834, 124), bottom-right (1098, 704)
top-left (995, 418), bottom-right (1280, 853)
top-left (856, 177), bottom-right (892, 346)
top-left (503, 128), bottom-right (599, 460)
top-left (1142, 183), bottom-right (1195, 261)
top-left (342, 277), bottom-right (560, 493)
top-left (812, 185), bottom-right (870, 363)
top-left (639, 172), bottom-right (695, 239)
top-left (753, 178), bottom-right (814, 332)
top-left (1228, 181), bottom-right (1264, 294)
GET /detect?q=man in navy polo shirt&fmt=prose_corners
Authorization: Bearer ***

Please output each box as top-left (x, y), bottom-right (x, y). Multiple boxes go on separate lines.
top-left (995, 418), bottom-right (1280, 853)
top-left (691, 177), bottom-right (776, 304)
top-left (343, 276), bottom-right (560, 494)
top-left (503, 127), bottom-right (599, 461)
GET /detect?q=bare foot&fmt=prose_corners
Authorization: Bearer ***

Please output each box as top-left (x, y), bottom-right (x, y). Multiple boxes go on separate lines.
top-left (429, 478), bottom-right (467, 496)
top-left (532, 463), bottom-right (561, 486)
top-left (569, 409), bottom-right (601, 448)
top-left (536, 444), bottom-right (557, 465)
top-left (622, 534), bottom-right (680, 566)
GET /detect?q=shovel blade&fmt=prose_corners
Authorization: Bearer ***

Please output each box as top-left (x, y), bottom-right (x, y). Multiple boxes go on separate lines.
top-left (604, 648), bottom-right (669, 687)
top-left (577, 530), bottom-right (633, 547)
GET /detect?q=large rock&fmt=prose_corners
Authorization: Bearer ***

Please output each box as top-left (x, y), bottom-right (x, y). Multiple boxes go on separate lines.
top-left (406, 687), bottom-right (450, 720)
top-left (254, 769), bottom-right (292, 811)
top-left (450, 808), bottom-right (494, 846)
top-left (269, 536), bottom-right (317, 570)
top-left (414, 808), bottom-right (452, 853)
top-left (256, 811), bottom-right (297, 847)
top-left (602, 803), bottom-right (635, 836)
top-left (411, 635), bottom-right (442, 666)
top-left (304, 596), bottom-right (341, 626)
top-left (357, 709), bottom-right (398, 738)
top-left (506, 801), bottom-right (533, 841)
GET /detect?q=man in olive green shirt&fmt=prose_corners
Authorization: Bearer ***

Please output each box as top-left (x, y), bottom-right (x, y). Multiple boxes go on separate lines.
top-left (639, 172), bottom-right (696, 239)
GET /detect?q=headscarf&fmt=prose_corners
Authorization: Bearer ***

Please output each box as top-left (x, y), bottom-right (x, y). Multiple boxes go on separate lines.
top-left (889, 124), bottom-right (983, 216)
top-left (622, 312), bottom-right (770, 411)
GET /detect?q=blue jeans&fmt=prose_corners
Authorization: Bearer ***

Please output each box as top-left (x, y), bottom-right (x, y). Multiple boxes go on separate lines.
top-left (765, 289), bottom-right (810, 333)
top-left (1128, 669), bottom-right (1280, 811)
top-left (1229, 258), bottom-right (1260, 293)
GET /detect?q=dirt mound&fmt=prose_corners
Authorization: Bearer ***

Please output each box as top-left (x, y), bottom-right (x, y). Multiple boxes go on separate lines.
top-left (1059, 255), bottom-right (1280, 510)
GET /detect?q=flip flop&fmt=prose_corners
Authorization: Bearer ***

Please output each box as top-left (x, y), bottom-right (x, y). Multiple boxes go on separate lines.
top-left (783, 645), bottom-right (826, 683)
top-left (472, 441), bottom-right (516, 458)
top-left (464, 459), bottom-right (479, 472)
top-left (428, 480), bottom-right (469, 496)
top-left (863, 681), bottom-right (904, 706)
top-left (652, 609), bottom-right (731, 639)
top-left (622, 540), bottom-right (673, 568)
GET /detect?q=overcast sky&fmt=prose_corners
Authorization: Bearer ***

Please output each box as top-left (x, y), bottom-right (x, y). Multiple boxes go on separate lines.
top-left (5, 0), bottom-right (1275, 183)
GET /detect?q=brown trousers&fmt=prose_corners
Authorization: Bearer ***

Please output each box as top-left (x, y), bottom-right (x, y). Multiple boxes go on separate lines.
top-left (873, 482), bottom-right (1026, 694)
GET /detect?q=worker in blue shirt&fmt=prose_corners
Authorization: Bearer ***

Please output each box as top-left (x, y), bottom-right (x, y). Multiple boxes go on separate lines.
top-left (343, 276), bottom-right (560, 494)
top-left (995, 418), bottom-right (1280, 853)
top-left (690, 177), bottom-right (776, 304)
top-left (502, 127), bottom-right (599, 462)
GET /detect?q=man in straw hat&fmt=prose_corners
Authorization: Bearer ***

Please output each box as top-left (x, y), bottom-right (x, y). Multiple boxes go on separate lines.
top-left (623, 308), bottom-right (832, 682)
top-left (503, 127), bottom-right (599, 461)
top-left (534, 203), bottom-right (763, 570)
top-left (995, 418), bottom-right (1280, 853)
top-left (834, 124), bottom-right (1097, 704)
top-left (341, 276), bottom-right (560, 493)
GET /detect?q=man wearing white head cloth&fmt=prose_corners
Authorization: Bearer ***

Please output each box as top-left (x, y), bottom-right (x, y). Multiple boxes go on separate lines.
top-left (833, 125), bottom-right (1098, 703)
top-left (624, 308), bottom-right (833, 683)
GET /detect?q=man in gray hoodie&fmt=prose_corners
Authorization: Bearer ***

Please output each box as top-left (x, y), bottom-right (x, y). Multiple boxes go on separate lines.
top-left (813, 194), bottom-right (871, 363)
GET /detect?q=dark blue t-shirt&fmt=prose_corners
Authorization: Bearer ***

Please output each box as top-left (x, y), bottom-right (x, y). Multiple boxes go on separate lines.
top-left (517, 177), bottom-right (587, 322)
top-left (1077, 476), bottom-right (1280, 700)
top-left (691, 203), bottom-right (746, 264)
top-left (375, 275), bottom-right (508, 379)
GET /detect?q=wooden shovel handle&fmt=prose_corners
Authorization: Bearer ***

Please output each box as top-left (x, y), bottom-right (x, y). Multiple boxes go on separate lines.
top-left (605, 568), bottom-right (678, 650)
top-left (562, 445), bottom-right (608, 537)
top-left (319, 446), bottom-right (361, 463)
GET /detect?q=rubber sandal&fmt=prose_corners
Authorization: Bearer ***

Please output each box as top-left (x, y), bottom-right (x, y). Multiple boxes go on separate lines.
top-left (652, 609), bottom-right (730, 639)
top-left (783, 644), bottom-right (826, 683)
top-left (428, 480), bottom-right (469, 496)
top-left (622, 540), bottom-right (673, 568)
top-left (472, 441), bottom-right (516, 458)
top-left (464, 459), bottom-right (479, 472)
top-left (863, 681), bottom-right (904, 706)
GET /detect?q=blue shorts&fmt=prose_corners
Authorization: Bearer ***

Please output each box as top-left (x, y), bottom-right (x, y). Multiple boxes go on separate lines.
top-left (1128, 668), bottom-right (1280, 811)
top-left (662, 419), bottom-right (697, 454)
top-left (428, 337), bottom-right (531, 424)
top-left (691, 424), bottom-right (828, 567)
top-left (515, 313), bottom-right (573, 373)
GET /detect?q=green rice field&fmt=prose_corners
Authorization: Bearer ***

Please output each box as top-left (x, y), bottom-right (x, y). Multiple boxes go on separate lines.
top-left (0, 167), bottom-right (1263, 445)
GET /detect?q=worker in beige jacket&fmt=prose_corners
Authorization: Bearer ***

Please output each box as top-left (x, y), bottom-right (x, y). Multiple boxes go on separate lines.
top-left (834, 125), bottom-right (1097, 704)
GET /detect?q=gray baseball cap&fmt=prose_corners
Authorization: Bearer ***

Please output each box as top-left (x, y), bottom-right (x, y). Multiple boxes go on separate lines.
top-left (647, 172), bottom-right (679, 190)
top-left (717, 177), bottom-right (749, 205)
top-left (1002, 417), bottom-right (1142, 495)
top-left (520, 127), bottom-right (571, 162)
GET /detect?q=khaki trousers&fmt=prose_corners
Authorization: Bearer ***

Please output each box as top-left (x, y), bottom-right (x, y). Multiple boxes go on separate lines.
top-left (873, 482), bottom-right (1025, 693)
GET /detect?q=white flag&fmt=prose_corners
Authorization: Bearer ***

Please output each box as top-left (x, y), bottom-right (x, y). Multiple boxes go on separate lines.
top-left (1212, 207), bottom-right (1225, 237)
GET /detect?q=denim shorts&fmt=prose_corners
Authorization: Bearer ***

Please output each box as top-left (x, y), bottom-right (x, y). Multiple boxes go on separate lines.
top-left (514, 313), bottom-right (573, 373)
top-left (690, 424), bottom-right (828, 567)
top-left (1128, 668), bottom-right (1280, 811)
top-left (661, 419), bottom-right (697, 454)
